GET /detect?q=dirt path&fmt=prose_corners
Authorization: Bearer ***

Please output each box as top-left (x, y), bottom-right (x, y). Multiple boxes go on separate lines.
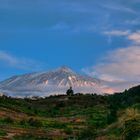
top-left (0, 126), bottom-right (48, 140)
top-left (0, 126), bottom-right (68, 140)
top-left (0, 133), bottom-right (16, 140)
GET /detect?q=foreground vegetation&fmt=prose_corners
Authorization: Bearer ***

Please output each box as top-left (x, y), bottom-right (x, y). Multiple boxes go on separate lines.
top-left (0, 85), bottom-right (140, 140)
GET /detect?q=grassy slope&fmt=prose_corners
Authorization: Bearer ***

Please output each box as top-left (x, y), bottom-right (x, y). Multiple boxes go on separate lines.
top-left (0, 86), bottom-right (140, 140)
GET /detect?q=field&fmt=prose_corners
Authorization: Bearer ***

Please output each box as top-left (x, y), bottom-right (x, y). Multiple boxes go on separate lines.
top-left (0, 85), bottom-right (140, 140)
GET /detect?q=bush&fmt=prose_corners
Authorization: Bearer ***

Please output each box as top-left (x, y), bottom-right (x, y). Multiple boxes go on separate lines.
top-left (78, 126), bottom-right (97, 140)
top-left (107, 109), bottom-right (117, 124)
top-left (122, 108), bottom-right (140, 140)
top-left (0, 130), bottom-right (7, 137)
top-left (20, 119), bottom-right (27, 126)
top-left (3, 117), bottom-right (14, 124)
top-left (28, 118), bottom-right (43, 127)
top-left (124, 119), bottom-right (140, 140)
top-left (64, 127), bottom-right (73, 135)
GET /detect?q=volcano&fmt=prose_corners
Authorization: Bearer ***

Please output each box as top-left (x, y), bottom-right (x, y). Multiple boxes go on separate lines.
top-left (0, 66), bottom-right (113, 97)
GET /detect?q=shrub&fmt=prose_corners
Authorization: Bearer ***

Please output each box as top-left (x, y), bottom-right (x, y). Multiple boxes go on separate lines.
top-left (20, 119), bottom-right (27, 126)
top-left (64, 127), bottom-right (73, 135)
top-left (124, 119), bottom-right (140, 140)
top-left (78, 126), bottom-right (97, 140)
top-left (107, 109), bottom-right (117, 124)
top-left (0, 130), bottom-right (7, 137)
top-left (28, 118), bottom-right (43, 127)
top-left (121, 108), bottom-right (140, 140)
top-left (3, 117), bottom-right (14, 124)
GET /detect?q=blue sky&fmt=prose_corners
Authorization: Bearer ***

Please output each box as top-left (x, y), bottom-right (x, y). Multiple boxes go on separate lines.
top-left (0, 0), bottom-right (140, 85)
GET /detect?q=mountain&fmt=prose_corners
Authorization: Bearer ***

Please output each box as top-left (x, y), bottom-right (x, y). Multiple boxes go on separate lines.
top-left (0, 66), bottom-right (113, 97)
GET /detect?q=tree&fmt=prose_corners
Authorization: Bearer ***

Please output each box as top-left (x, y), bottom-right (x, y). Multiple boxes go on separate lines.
top-left (66, 87), bottom-right (74, 96)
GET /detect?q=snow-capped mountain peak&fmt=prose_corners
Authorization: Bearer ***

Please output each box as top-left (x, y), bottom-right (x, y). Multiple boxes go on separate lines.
top-left (57, 66), bottom-right (74, 73)
top-left (0, 66), bottom-right (113, 97)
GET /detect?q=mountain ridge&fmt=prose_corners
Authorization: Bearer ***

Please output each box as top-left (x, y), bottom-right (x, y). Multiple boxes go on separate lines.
top-left (0, 66), bottom-right (113, 97)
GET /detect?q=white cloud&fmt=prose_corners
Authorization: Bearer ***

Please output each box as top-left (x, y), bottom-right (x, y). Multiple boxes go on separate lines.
top-left (102, 3), bottom-right (136, 14)
top-left (103, 30), bottom-right (140, 45)
top-left (125, 19), bottom-right (140, 25)
top-left (0, 51), bottom-right (44, 71)
top-left (103, 30), bottom-right (130, 36)
top-left (128, 31), bottom-right (140, 44)
top-left (83, 46), bottom-right (140, 82)
top-left (48, 22), bottom-right (70, 31)
top-left (0, 51), bottom-right (18, 66)
top-left (82, 46), bottom-right (140, 92)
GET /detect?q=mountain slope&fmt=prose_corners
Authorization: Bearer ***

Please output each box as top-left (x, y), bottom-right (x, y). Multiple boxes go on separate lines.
top-left (0, 66), bottom-right (113, 97)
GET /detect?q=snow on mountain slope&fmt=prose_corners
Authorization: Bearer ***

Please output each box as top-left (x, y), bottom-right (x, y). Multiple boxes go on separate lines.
top-left (0, 66), bottom-right (113, 97)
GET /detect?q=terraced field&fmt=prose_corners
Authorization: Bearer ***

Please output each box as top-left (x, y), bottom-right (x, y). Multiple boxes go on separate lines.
top-left (0, 85), bottom-right (140, 140)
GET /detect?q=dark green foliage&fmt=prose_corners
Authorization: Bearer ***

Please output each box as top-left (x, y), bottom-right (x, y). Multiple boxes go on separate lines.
top-left (48, 121), bottom-right (67, 129)
top-left (107, 105), bottom-right (117, 124)
top-left (28, 118), bottom-right (43, 127)
top-left (0, 93), bottom-right (107, 118)
top-left (66, 87), bottom-right (74, 96)
top-left (19, 119), bottom-right (27, 126)
top-left (88, 113), bottom-right (108, 129)
top-left (64, 127), bottom-right (73, 135)
top-left (0, 130), bottom-right (7, 137)
top-left (107, 109), bottom-right (117, 124)
top-left (3, 116), bottom-right (14, 124)
top-left (78, 126), bottom-right (97, 140)
top-left (123, 119), bottom-right (140, 140)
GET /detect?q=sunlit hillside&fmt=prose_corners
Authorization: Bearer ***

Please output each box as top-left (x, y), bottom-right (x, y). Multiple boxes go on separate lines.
top-left (0, 85), bottom-right (140, 140)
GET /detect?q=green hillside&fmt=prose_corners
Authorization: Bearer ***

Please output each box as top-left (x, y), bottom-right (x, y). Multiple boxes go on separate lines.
top-left (0, 85), bottom-right (140, 140)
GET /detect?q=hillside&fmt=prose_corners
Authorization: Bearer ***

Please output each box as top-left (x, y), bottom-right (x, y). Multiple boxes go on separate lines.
top-left (0, 85), bottom-right (140, 140)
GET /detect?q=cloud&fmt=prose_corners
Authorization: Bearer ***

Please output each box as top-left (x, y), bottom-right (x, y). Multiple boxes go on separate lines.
top-left (0, 51), bottom-right (44, 71)
top-left (102, 3), bottom-right (136, 14)
top-left (103, 30), bottom-right (130, 44)
top-left (125, 19), bottom-right (140, 25)
top-left (103, 30), bottom-right (140, 45)
top-left (48, 22), bottom-right (71, 31)
top-left (82, 46), bottom-right (140, 92)
top-left (83, 46), bottom-right (140, 82)
top-left (0, 51), bottom-right (18, 66)
top-left (128, 31), bottom-right (140, 44)
top-left (103, 30), bottom-right (130, 36)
